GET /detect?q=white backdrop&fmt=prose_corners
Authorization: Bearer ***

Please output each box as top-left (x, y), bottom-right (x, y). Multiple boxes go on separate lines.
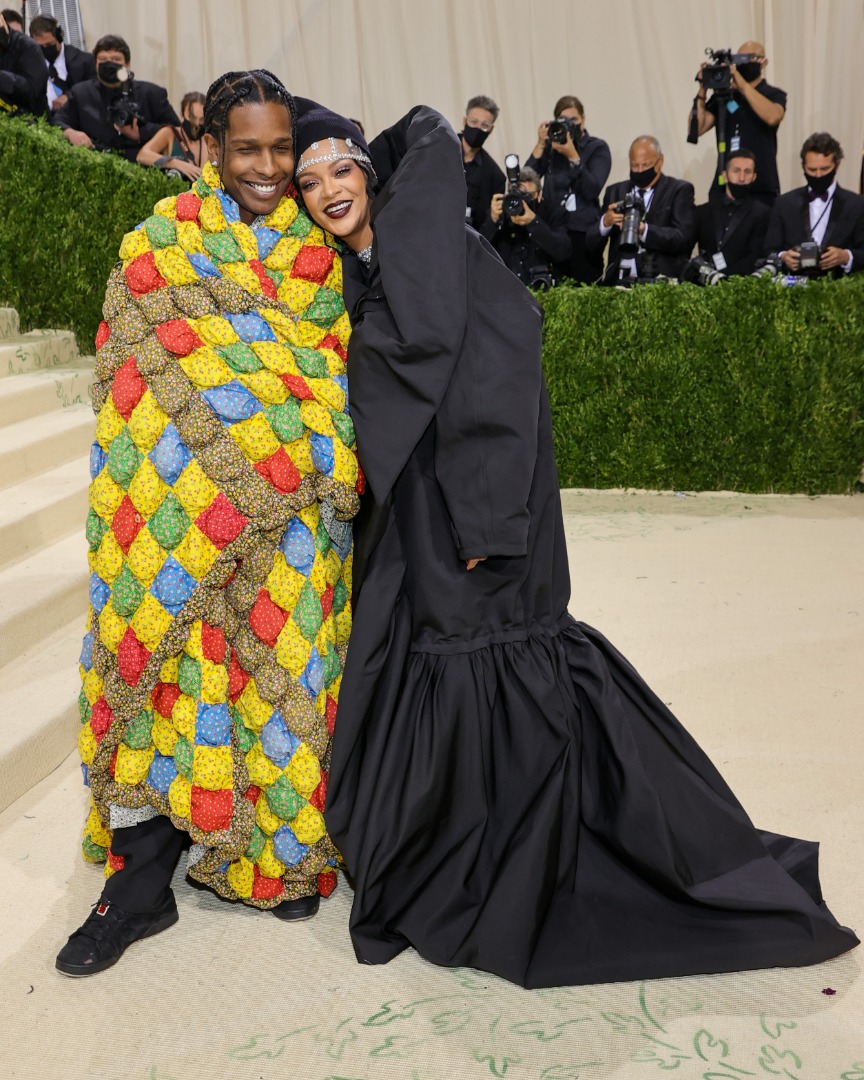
top-left (76, 0), bottom-right (864, 196)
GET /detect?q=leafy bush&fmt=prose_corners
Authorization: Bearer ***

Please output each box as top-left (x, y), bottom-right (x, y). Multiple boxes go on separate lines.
top-left (2, 117), bottom-right (863, 492)
top-left (0, 116), bottom-right (184, 350)
top-left (539, 276), bottom-right (864, 493)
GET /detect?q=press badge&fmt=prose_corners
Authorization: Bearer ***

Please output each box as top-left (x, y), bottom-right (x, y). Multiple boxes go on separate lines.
top-left (564, 193), bottom-right (577, 212)
top-left (712, 252), bottom-right (728, 271)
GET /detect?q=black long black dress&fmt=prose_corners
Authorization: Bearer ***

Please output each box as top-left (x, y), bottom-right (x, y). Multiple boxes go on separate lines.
top-left (325, 106), bottom-right (859, 989)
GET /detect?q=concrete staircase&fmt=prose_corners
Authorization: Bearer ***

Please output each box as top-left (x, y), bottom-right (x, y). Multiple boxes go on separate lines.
top-left (0, 309), bottom-right (95, 811)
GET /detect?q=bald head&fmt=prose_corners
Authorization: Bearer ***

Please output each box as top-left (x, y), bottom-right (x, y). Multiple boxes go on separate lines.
top-left (738, 41), bottom-right (766, 56)
top-left (630, 135), bottom-right (662, 157)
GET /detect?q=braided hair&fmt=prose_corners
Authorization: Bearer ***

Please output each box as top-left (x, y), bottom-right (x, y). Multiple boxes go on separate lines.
top-left (203, 69), bottom-right (297, 147)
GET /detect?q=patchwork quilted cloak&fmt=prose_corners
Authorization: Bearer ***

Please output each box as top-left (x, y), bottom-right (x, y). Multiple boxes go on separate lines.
top-left (77, 163), bottom-right (360, 905)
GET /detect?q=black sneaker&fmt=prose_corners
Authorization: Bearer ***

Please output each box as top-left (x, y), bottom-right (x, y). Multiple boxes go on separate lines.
top-left (55, 892), bottom-right (179, 977)
top-left (271, 893), bottom-right (320, 921)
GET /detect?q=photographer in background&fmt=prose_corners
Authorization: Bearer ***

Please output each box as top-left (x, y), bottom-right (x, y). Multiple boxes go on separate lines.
top-left (588, 136), bottom-right (694, 284)
top-left (459, 94), bottom-right (505, 228)
top-left (526, 95), bottom-right (610, 284)
top-left (0, 9), bottom-right (47, 115)
top-left (137, 90), bottom-right (206, 181)
top-left (1, 8), bottom-right (22, 33)
top-left (480, 164), bottom-right (571, 288)
top-left (693, 149), bottom-right (770, 276)
top-left (690, 40), bottom-right (785, 205)
top-left (54, 34), bottom-right (178, 158)
top-left (765, 132), bottom-right (864, 277)
top-left (29, 13), bottom-right (95, 113)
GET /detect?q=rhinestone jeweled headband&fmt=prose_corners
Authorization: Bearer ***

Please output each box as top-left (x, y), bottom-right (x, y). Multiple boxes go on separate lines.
top-left (296, 137), bottom-right (372, 175)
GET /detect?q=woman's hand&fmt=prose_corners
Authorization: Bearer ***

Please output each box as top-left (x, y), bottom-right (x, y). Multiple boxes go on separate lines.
top-left (465, 558), bottom-right (488, 572)
top-left (532, 121), bottom-right (550, 158)
top-left (171, 159), bottom-right (202, 181)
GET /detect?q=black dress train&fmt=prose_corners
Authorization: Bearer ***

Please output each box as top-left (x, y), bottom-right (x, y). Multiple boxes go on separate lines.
top-left (325, 107), bottom-right (859, 989)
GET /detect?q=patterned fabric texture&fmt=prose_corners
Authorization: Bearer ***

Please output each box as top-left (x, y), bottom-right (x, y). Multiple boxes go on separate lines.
top-left (78, 162), bottom-right (361, 906)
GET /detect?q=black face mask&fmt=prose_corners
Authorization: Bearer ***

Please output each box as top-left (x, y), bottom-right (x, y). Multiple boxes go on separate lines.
top-left (41, 42), bottom-right (60, 63)
top-left (726, 179), bottom-right (754, 200)
top-left (182, 118), bottom-right (204, 141)
top-left (98, 60), bottom-right (125, 85)
top-left (0, 25), bottom-right (10, 52)
top-left (805, 169), bottom-right (836, 195)
top-left (736, 61), bottom-right (762, 83)
top-left (462, 126), bottom-right (490, 150)
top-left (630, 164), bottom-right (657, 189)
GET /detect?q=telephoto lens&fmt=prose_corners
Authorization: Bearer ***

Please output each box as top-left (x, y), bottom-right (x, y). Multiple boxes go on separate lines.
top-left (618, 193), bottom-right (645, 255)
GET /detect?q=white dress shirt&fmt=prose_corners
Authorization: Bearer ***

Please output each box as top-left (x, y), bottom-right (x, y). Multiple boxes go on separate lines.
top-left (782, 180), bottom-right (853, 272)
top-left (45, 43), bottom-right (69, 109)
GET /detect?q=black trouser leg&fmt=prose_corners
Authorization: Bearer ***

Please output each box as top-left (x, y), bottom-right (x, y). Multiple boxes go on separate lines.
top-left (101, 815), bottom-right (187, 913)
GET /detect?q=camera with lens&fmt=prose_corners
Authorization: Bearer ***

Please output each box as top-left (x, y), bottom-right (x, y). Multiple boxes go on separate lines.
top-left (105, 65), bottom-right (143, 129)
top-left (501, 153), bottom-right (527, 220)
top-left (681, 255), bottom-right (726, 287)
top-left (702, 47), bottom-right (752, 93)
top-left (547, 117), bottom-right (579, 145)
top-left (617, 192), bottom-right (645, 256)
top-left (797, 240), bottom-right (823, 275)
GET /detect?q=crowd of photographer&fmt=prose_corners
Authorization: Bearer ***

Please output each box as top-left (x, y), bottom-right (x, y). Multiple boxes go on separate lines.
top-left (0, 13), bottom-right (205, 177)
top-left (2, 12), bottom-right (863, 287)
top-left (464, 40), bottom-right (864, 289)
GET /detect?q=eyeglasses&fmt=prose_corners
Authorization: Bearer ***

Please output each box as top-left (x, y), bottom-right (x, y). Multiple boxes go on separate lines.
top-left (467, 120), bottom-right (494, 132)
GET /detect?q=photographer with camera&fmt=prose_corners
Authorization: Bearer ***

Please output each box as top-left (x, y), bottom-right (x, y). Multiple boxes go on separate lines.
top-left (689, 40), bottom-right (785, 205)
top-left (29, 14), bottom-right (95, 113)
top-left (588, 136), bottom-right (694, 284)
top-left (526, 95), bottom-right (611, 284)
top-left (459, 94), bottom-right (505, 228)
top-left (765, 132), bottom-right (864, 277)
top-left (0, 10), bottom-right (47, 116)
top-left (54, 34), bottom-right (178, 159)
top-left (480, 162), bottom-right (571, 289)
top-left (692, 149), bottom-right (770, 277)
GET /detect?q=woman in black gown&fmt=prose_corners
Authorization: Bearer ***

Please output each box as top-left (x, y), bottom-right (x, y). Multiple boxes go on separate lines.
top-left (293, 102), bottom-right (858, 989)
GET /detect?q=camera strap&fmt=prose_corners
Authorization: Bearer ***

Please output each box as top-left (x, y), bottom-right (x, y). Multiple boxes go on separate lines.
top-left (807, 195), bottom-right (834, 242)
top-left (687, 92), bottom-right (700, 145)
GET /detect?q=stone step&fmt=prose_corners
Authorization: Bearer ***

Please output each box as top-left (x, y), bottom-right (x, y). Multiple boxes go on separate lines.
top-left (0, 616), bottom-right (83, 813)
top-left (0, 363), bottom-right (94, 428)
top-left (0, 330), bottom-right (81, 378)
top-left (0, 531), bottom-right (88, 671)
top-left (0, 308), bottom-right (20, 341)
top-left (0, 404), bottom-right (93, 491)
top-left (0, 454), bottom-right (90, 572)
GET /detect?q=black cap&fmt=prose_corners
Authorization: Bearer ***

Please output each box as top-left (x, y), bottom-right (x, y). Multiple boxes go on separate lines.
top-left (295, 96), bottom-right (371, 163)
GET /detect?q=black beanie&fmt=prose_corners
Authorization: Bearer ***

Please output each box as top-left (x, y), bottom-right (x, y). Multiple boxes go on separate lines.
top-left (295, 97), bottom-right (371, 163)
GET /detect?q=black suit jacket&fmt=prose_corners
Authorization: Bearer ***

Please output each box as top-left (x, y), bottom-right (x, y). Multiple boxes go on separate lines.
top-left (587, 173), bottom-right (695, 281)
top-left (53, 76), bottom-right (179, 160)
top-left (764, 185), bottom-right (864, 273)
top-left (694, 196), bottom-right (770, 276)
top-left (58, 43), bottom-right (97, 90)
top-left (0, 29), bottom-right (47, 115)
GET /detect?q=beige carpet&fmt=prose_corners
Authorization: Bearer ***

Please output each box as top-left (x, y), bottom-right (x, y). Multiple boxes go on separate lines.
top-left (1, 490), bottom-right (862, 1080)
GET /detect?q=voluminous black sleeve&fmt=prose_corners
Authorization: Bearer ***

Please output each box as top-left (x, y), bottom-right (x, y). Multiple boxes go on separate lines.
top-left (644, 181), bottom-right (695, 255)
top-left (347, 108), bottom-right (469, 503)
top-left (433, 231), bottom-right (543, 559)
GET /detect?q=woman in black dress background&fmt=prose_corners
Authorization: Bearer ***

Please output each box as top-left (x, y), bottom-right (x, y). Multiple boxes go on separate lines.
top-left (293, 102), bottom-right (858, 989)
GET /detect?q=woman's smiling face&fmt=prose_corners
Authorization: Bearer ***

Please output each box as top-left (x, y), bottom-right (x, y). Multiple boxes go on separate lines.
top-left (296, 149), bottom-right (371, 251)
top-left (204, 100), bottom-right (295, 224)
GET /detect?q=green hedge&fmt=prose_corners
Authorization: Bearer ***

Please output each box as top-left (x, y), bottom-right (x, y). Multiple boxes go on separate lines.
top-left (539, 277), bottom-right (864, 493)
top-left (1, 116), bottom-right (863, 493)
top-left (0, 117), bottom-right (184, 350)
